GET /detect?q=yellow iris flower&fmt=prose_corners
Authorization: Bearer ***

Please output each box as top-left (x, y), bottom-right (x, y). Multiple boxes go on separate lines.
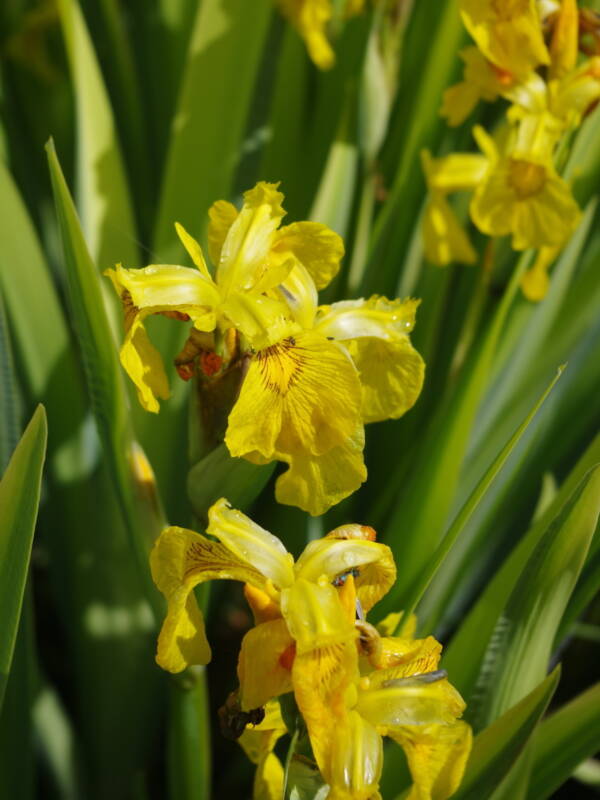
top-left (469, 123), bottom-right (581, 251)
top-left (107, 182), bottom-right (424, 515)
top-left (151, 499), bottom-right (471, 799)
top-left (150, 497), bottom-right (395, 674)
top-left (424, 123), bottom-right (580, 255)
top-left (275, 0), bottom-right (366, 70)
top-left (459, 0), bottom-right (549, 77)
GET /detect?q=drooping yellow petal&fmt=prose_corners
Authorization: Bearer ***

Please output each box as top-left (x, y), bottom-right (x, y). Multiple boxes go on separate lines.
top-left (314, 296), bottom-right (425, 423)
top-left (356, 673), bottom-right (466, 729)
top-left (521, 246), bottom-right (556, 301)
top-left (226, 330), bottom-right (363, 461)
top-left (325, 710), bottom-right (383, 800)
top-left (174, 222), bottom-right (212, 279)
top-left (423, 194), bottom-right (478, 267)
top-left (150, 525), bottom-right (269, 672)
top-left (366, 636), bottom-right (443, 675)
top-left (290, 631), bottom-right (359, 773)
top-left (120, 314), bottom-right (170, 413)
top-left (274, 429), bottom-right (367, 516)
top-left (207, 498), bottom-right (295, 590)
top-left (271, 221), bottom-right (344, 290)
top-left (295, 537), bottom-right (396, 612)
top-left (252, 753), bottom-right (285, 800)
top-left (105, 263), bottom-right (219, 330)
top-left (459, 0), bottom-right (549, 76)
top-left (277, 0), bottom-right (335, 70)
top-left (208, 199), bottom-right (239, 266)
top-left (390, 721), bottom-right (473, 800)
top-left (347, 333), bottom-right (425, 424)
top-left (237, 619), bottom-right (294, 710)
top-left (217, 182), bottom-right (287, 296)
top-left (238, 700), bottom-right (287, 800)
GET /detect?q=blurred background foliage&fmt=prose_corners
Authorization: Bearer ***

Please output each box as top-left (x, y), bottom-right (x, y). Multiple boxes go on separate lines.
top-left (0, 0), bottom-right (599, 798)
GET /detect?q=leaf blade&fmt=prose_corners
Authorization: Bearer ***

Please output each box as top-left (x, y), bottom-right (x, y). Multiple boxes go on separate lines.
top-left (0, 406), bottom-right (47, 708)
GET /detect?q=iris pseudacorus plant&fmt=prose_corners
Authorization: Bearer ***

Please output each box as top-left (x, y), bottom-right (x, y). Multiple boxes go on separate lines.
top-left (106, 182), bottom-right (424, 515)
top-left (151, 498), bottom-right (472, 800)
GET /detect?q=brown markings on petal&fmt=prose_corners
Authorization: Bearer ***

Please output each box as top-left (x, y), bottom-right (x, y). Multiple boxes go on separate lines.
top-left (121, 290), bottom-right (138, 330)
top-left (183, 538), bottom-right (264, 584)
top-left (161, 310), bottom-right (191, 322)
top-left (255, 336), bottom-right (307, 395)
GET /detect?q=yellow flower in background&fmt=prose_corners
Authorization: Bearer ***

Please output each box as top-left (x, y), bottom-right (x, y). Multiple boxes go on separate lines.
top-left (441, 46), bottom-right (546, 127)
top-left (276, 0), bottom-right (366, 70)
top-left (150, 497), bottom-right (395, 674)
top-left (510, 55), bottom-right (600, 133)
top-left (459, 0), bottom-right (549, 77)
top-left (422, 194), bottom-right (478, 266)
top-left (470, 123), bottom-right (581, 250)
top-left (108, 182), bottom-right (425, 515)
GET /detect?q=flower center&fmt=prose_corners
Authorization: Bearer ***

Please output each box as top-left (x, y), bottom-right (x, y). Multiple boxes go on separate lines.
top-left (508, 159), bottom-right (547, 199)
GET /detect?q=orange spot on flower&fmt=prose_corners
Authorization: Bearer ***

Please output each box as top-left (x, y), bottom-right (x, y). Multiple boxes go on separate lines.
top-left (279, 643), bottom-right (296, 671)
top-left (490, 62), bottom-right (515, 86)
top-left (361, 525), bottom-right (377, 541)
